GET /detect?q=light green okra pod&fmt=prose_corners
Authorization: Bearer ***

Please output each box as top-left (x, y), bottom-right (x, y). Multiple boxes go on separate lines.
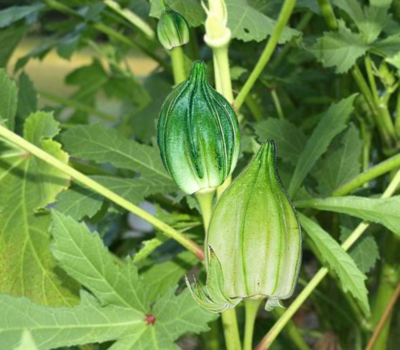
top-left (186, 140), bottom-right (302, 312)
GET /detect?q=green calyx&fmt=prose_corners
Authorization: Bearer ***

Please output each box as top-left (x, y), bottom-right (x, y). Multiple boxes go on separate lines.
top-left (186, 140), bottom-right (302, 313)
top-left (157, 0), bottom-right (190, 50)
top-left (157, 61), bottom-right (240, 194)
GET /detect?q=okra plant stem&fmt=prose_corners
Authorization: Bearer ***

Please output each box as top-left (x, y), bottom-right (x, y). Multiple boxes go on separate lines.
top-left (234, 0), bottom-right (297, 111)
top-left (195, 188), bottom-right (216, 230)
top-left (170, 46), bottom-right (187, 84)
top-left (396, 91), bottom-right (400, 135)
top-left (243, 299), bottom-right (262, 350)
top-left (316, 0), bottom-right (338, 30)
top-left (212, 45), bottom-right (235, 103)
top-left (255, 170), bottom-right (400, 350)
top-left (332, 152), bottom-right (400, 196)
top-left (0, 125), bottom-right (204, 261)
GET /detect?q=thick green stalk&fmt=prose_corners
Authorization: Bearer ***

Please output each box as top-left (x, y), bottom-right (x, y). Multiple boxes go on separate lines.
top-left (234, 0), bottom-right (297, 110)
top-left (332, 153), bottom-right (400, 196)
top-left (212, 45), bottom-right (234, 103)
top-left (365, 55), bottom-right (379, 103)
top-left (170, 46), bottom-right (187, 85)
top-left (0, 125), bottom-right (204, 261)
top-left (195, 188), bottom-right (216, 231)
top-left (243, 299), bottom-right (262, 350)
top-left (255, 170), bottom-right (400, 350)
top-left (316, 0), bottom-right (338, 30)
top-left (222, 308), bottom-right (242, 350)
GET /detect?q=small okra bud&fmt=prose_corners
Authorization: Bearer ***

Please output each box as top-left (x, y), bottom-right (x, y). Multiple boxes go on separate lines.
top-left (186, 140), bottom-right (302, 313)
top-left (157, 61), bottom-right (240, 194)
top-left (157, 0), bottom-right (190, 50)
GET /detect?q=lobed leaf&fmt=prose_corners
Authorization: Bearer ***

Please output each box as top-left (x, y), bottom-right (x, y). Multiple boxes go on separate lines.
top-left (48, 211), bottom-right (217, 349)
top-left (0, 292), bottom-right (144, 350)
top-left (55, 187), bottom-right (103, 220)
top-left (225, 0), bottom-right (300, 43)
top-left (141, 251), bottom-right (197, 303)
top-left (308, 21), bottom-right (369, 74)
top-left (62, 124), bottom-right (175, 183)
top-left (149, 0), bottom-right (205, 27)
top-left (51, 211), bottom-right (149, 312)
top-left (0, 112), bottom-right (78, 306)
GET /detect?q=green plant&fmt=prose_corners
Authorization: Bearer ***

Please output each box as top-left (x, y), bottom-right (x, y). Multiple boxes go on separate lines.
top-left (0, 0), bottom-right (400, 349)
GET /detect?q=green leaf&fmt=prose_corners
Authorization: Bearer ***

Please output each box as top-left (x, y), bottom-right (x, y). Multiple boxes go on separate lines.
top-left (13, 331), bottom-right (38, 350)
top-left (49, 211), bottom-right (217, 349)
top-left (313, 124), bottom-right (362, 195)
top-left (130, 73), bottom-right (172, 141)
top-left (17, 72), bottom-right (37, 121)
top-left (333, 0), bottom-right (390, 43)
top-left (0, 24), bottom-right (27, 68)
top-left (340, 216), bottom-right (380, 273)
top-left (141, 251), bottom-right (198, 302)
top-left (0, 112), bottom-right (78, 306)
top-left (149, 0), bottom-right (205, 27)
top-left (103, 62), bottom-right (150, 110)
top-left (0, 3), bottom-right (44, 28)
top-left (225, 0), bottom-right (300, 43)
top-left (299, 213), bottom-right (370, 315)
top-left (65, 59), bottom-right (108, 103)
top-left (0, 69), bottom-right (17, 130)
top-left (51, 210), bottom-right (149, 311)
top-left (55, 186), bottom-right (103, 220)
top-left (0, 292), bottom-right (144, 350)
top-left (373, 35), bottom-right (400, 57)
top-left (288, 94), bottom-right (357, 197)
top-left (296, 196), bottom-right (400, 235)
top-left (108, 288), bottom-right (218, 350)
top-left (350, 236), bottom-right (380, 274)
top-left (309, 21), bottom-right (369, 74)
top-left (62, 124), bottom-right (175, 183)
top-left (386, 52), bottom-right (400, 72)
top-left (254, 118), bottom-right (307, 166)
top-left (93, 176), bottom-right (178, 203)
